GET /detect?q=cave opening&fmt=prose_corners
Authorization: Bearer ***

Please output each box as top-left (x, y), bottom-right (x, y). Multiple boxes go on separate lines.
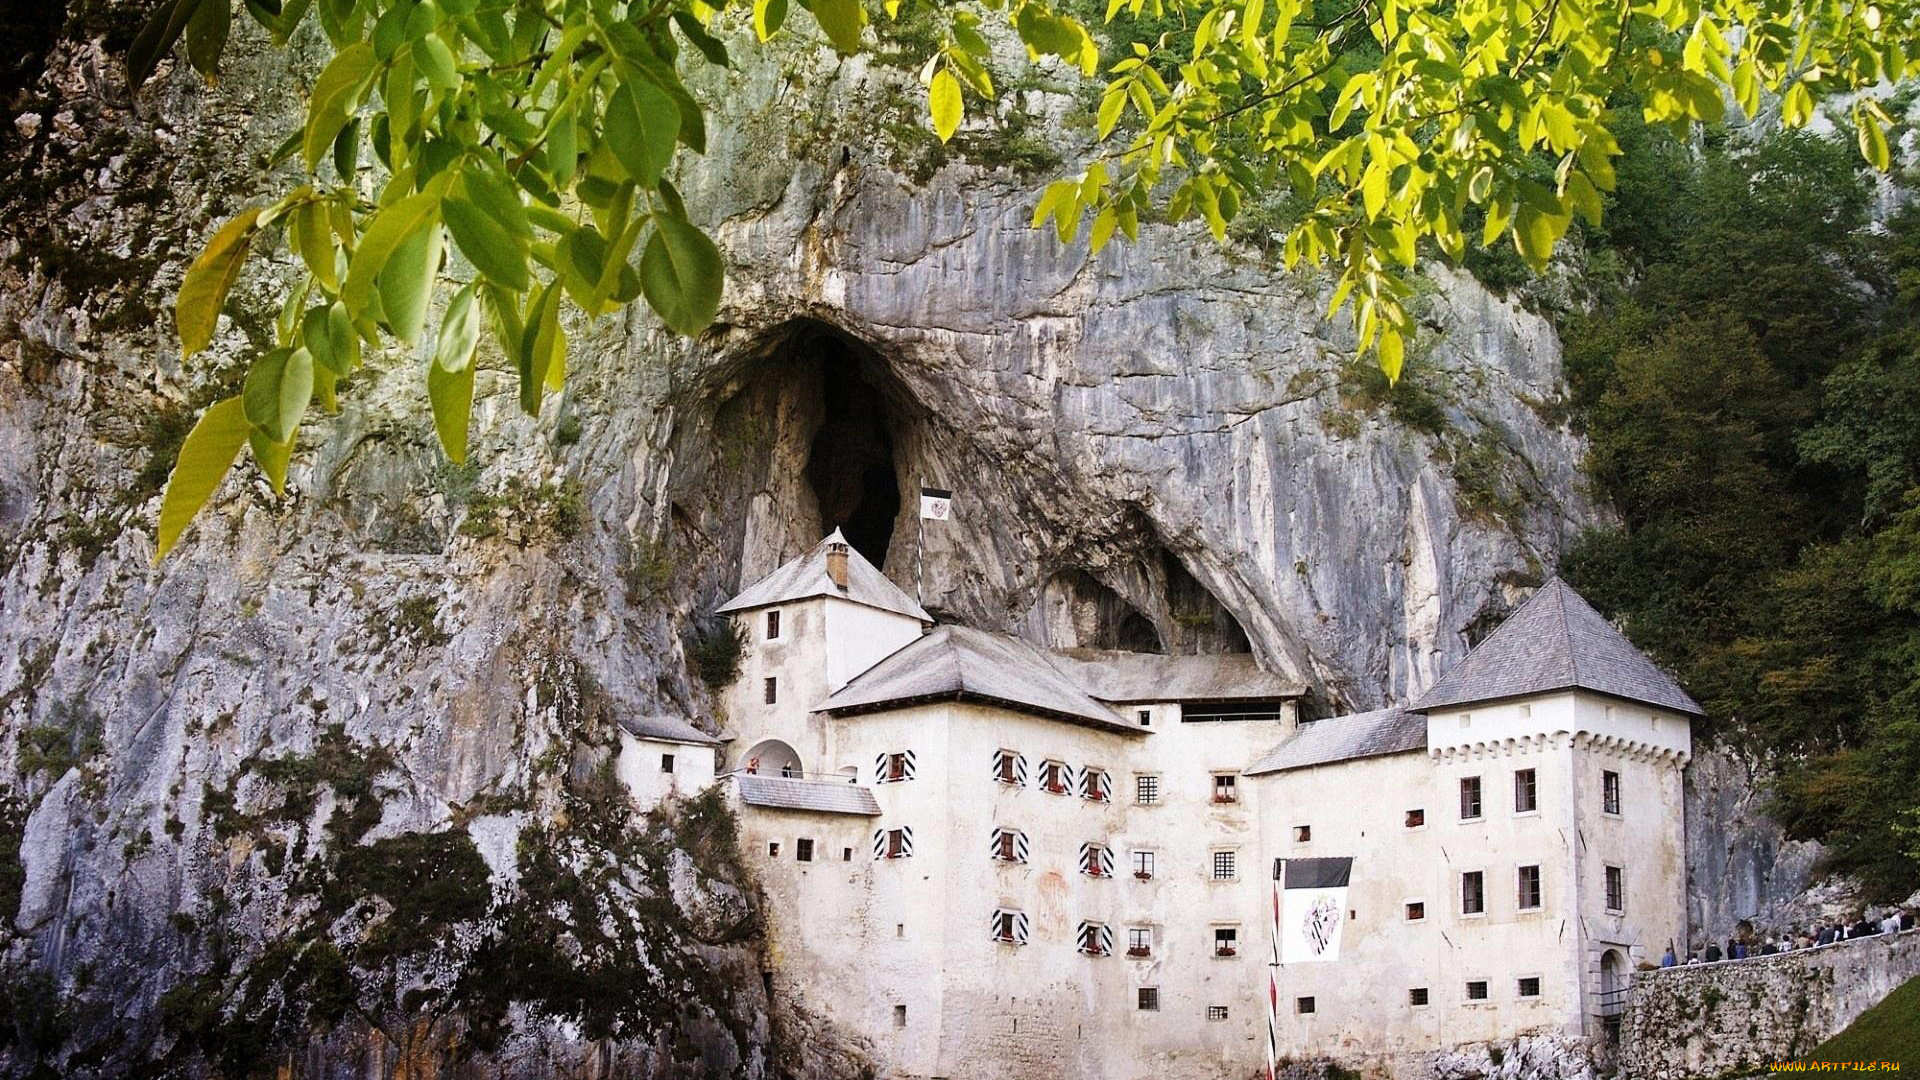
top-left (786, 327), bottom-right (904, 568)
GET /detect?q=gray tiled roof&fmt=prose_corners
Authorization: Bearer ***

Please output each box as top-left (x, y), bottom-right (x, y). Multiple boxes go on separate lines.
top-left (1244, 708), bottom-right (1427, 775)
top-left (620, 714), bottom-right (720, 745)
top-left (735, 774), bottom-right (882, 815)
top-left (717, 529), bottom-right (931, 622)
top-left (1411, 579), bottom-right (1702, 715)
top-left (1050, 649), bottom-right (1306, 703)
top-left (818, 626), bottom-right (1142, 734)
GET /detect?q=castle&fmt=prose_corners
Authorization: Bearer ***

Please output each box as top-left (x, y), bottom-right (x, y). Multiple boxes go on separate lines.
top-left (624, 531), bottom-right (1698, 1079)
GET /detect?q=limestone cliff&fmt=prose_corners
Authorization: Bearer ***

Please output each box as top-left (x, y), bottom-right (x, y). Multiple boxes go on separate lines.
top-left (0, 7), bottom-right (1683, 1077)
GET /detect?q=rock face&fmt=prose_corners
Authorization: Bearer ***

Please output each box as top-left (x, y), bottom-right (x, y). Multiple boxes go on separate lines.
top-left (0, 8), bottom-right (1791, 1079)
top-left (1684, 746), bottom-right (1853, 943)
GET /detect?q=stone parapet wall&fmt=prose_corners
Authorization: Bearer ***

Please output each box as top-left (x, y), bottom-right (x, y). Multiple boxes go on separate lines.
top-left (1618, 929), bottom-right (1920, 1078)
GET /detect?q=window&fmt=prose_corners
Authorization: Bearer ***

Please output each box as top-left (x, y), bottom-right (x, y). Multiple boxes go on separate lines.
top-left (990, 828), bottom-right (1028, 864)
top-left (767, 841), bottom-right (780, 857)
top-left (893, 1004), bottom-right (907, 1028)
top-left (1409, 987), bottom-right (1430, 1007)
top-left (1514, 768), bottom-right (1538, 813)
top-left (992, 749), bottom-right (1026, 786)
top-left (842, 847), bottom-right (852, 862)
top-left (661, 753), bottom-right (675, 773)
top-left (796, 838), bottom-right (814, 862)
top-left (1405, 901), bottom-right (1426, 922)
top-left (1137, 988), bottom-right (1160, 1011)
top-left (1293, 825), bottom-right (1312, 843)
top-left (763, 677), bottom-right (778, 705)
top-left (1211, 850), bottom-right (1237, 881)
top-left (1077, 921), bottom-right (1113, 956)
top-left (1461, 870), bottom-right (1485, 915)
top-left (1460, 776), bottom-right (1483, 820)
top-left (1039, 760), bottom-right (1071, 794)
top-left (874, 827), bottom-right (914, 859)
top-left (990, 909), bottom-right (1029, 945)
top-left (766, 610), bottom-right (781, 639)
top-left (1212, 774), bottom-right (1239, 803)
top-left (1137, 709), bottom-right (1152, 728)
top-left (896, 923), bottom-right (905, 938)
top-left (1518, 977), bottom-right (1541, 997)
top-left (1295, 997), bottom-right (1315, 1014)
top-left (877, 751), bottom-right (916, 783)
top-left (1081, 767), bottom-right (1111, 802)
top-left (1516, 865), bottom-right (1542, 910)
top-left (1127, 927), bottom-right (1152, 957)
top-left (1602, 770), bottom-right (1622, 815)
top-left (1207, 1006), bottom-right (1229, 1021)
top-left (1135, 774), bottom-right (1160, 805)
top-left (1605, 864), bottom-right (1625, 912)
top-left (1214, 927), bottom-right (1238, 957)
top-left (1405, 808), bottom-right (1425, 828)
top-left (1079, 842), bottom-right (1114, 877)
top-left (1466, 980), bottom-right (1489, 1001)
top-left (1132, 850), bottom-right (1156, 880)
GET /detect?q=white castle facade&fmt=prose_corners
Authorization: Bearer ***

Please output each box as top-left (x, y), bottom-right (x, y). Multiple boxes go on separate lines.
top-left (626, 531), bottom-right (1699, 1079)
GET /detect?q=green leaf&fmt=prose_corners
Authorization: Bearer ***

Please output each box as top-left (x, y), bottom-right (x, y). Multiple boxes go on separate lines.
top-left (929, 68), bottom-right (963, 142)
top-left (413, 35), bottom-right (458, 91)
top-left (428, 357), bottom-right (477, 463)
top-left (378, 219), bottom-right (443, 345)
top-left (810, 0), bottom-right (866, 54)
top-left (176, 206), bottom-right (262, 356)
top-left (128, 0), bottom-right (203, 88)
top-left (434, 281), bottom-right (482, 373)
top-left (302, 302), bottom-right (358, 377)
top-left (604, 77), bottom-right (680, 187)
top-left (1096, 87), bottom-right (1127, 138)
top-left (291, 201), bottom-right (338, 292)
top-left (639, 183), bottom-right (724, 337)
top-left (154, 395), bottom-right (250, 561)
top-left (248, 428), bottom-right (294, 495)
top-left (341, 181), bottom-right (446, 336)
top-left (445, 164), bottom-right (532, 291)
top-left (1513, 204), bottom-right (1569, 268)
top-left (1856, 108), bottom-right (1891, 171)
top-left (673, 11), bottom-right (731, 67)
top-left (242, 346), bottom-right (314, 443)
top-left (517, 282), bottom-right (563, 415)
top-left (184, 0), bottom-right (231, 79)
top-left (753, 0), bottom-right (787, 40)
top-left (303, 41), bottom-right (375, 172)
top-left (1376, 327), bottom-right (1404, 382)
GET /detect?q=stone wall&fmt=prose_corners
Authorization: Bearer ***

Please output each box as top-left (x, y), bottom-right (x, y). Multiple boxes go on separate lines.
top-left (1617, 929), bottom-right (1920, 1079)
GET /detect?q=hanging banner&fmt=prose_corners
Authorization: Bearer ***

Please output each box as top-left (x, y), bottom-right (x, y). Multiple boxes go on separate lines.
top-left (919, 486), bottom-right (953, 521)
top-left (1277, 857), bottom-right (1353, 963)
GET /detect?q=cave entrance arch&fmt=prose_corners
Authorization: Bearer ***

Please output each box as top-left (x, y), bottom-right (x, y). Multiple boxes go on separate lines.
top-left (743, 739), bottom-right (804, 779)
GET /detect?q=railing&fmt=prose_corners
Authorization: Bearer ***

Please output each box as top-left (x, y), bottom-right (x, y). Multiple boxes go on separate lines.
top-left (1593, 986), bottom-right (1630, 1018)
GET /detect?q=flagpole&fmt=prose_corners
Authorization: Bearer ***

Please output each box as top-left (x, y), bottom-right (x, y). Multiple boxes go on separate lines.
top-left (916, 478), bottom-right (925, 607)
top-left (1268, 858), bottom-right (1285, 1080)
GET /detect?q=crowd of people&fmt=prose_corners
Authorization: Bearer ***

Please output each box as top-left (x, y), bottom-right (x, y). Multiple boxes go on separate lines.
top-left (1658, 908), bottom-right (1916, 966)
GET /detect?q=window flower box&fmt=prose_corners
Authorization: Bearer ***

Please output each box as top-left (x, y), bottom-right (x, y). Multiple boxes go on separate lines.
top-left (1127, 946), bottom-right (1152, 958)
top-left (1215, 947), bottom-right (1237, 958)
top-left (1212, 794), bottom-right (1239, 804)
top-left (1134, 871), bottom-right (1153, 881)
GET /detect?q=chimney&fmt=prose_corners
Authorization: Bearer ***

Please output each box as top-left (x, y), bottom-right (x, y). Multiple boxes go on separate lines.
top-left (826, 541), bottom-right (850, 588)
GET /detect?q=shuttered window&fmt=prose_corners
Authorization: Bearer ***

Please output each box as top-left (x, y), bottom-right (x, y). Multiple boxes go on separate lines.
top-left (992, 749), bottom-right (1028, 787)
top-left (1080, 768), bottom-right (1111, 802)
top-left (1038, 759), bottom-right (1073, 794)
top-left (990, 908), bottom-right (1030, 945)
top-left (1077, 921), bottom-right (1113, 956)
top-left (989, 827), bottom-right (1030, 863)
top-left (873, 826), bottom-right (914, 860)
top-left (1078, 842), bottom-right (1115, 877)
top-left (875, 750), bottom-right (917, 784)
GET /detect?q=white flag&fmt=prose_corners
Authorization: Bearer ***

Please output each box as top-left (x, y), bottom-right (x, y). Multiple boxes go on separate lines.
top-left (919, 486), bottom-right (952, 521)
top-left (1276, 857), bottom-right (1352, 963)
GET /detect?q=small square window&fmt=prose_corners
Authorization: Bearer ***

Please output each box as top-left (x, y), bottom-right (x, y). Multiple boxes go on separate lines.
top-left (1214, 927), bottom-right (1238, 957)
top-left (1466, 980), bottom-right (1490, 1001)
top-left (766, 610), bottom-right (781, 639)
top-left (763, 677), bottom-right (778, 705)
top-left (1518, 977), bottom-right (1541, 997)
top-left (767, 841), bottom-right (780, 857)
top-left (1514, 768), bottom-right (1538, 813)
top-left (893, 1004), bottom-right (907, 1028)
top-left (1040, 760), bottom-right (1070, 794)
top-left (1127, 927), bottom-right (1152, 957)
top-left (1206, 1005), bottom-right (1229, 1021)
top-left (842, 847), bottom-right (852, 861)
top-left (1138, 988), bottom-right (1160, 1011)
top-left (796, 838), bottom-right (814, 862)
top-left (1409, 987), bottom-right (1429, 1007)
top-left (1405, 901), bottom-right (1425, 922)
top-left (1295, 997), bottom-right (1315, 1015)
top-left (1135, 775), bottom-right (1160, 805)
top-left (1405, 808), bottom-right (1425, 828)
top-left (1212, 774), bottom-right (1239, 803)
top-left (1517, 865), bottom-right (1542, 909)
top-left (1294, 825), bottom-right (1311, 843)
top-left (661, 753), bottom-right (675, 773)
top-left (1132, 851), bottom-right (1156, 879)
top-left (1461, 871), bottom-right (1485, 915)
top-left (1138, 709), bottom-right (1152, 727)
top-left (1460, 776), bottom-right (1483, 819)
top-left (1211, 850), bottom-right (1237, 880)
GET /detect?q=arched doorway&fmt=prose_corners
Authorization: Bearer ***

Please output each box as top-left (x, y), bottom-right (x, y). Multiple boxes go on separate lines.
top-left (1597, 948), bottom-right (1628, 1039)
top-left (742, 739), bottom-right (804, 779)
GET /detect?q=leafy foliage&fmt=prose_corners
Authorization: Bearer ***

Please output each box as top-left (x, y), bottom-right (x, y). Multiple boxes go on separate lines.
top-left (130, 0), bottom-right (1912, 557)
top-left (1561, 131), bottom-right (1920, 898)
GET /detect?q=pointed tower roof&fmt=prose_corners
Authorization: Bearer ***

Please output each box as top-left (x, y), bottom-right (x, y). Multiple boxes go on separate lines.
top-left (1410, 579), bottom-right (1702, 716)
top-left (716, 529), bottom-right (932, 622)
